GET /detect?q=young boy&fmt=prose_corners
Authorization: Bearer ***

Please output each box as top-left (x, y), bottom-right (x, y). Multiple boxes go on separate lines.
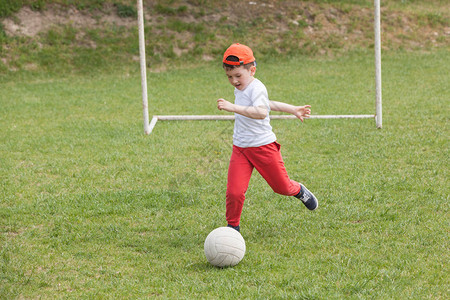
top-left (217, 43), bottom-right (318, 232)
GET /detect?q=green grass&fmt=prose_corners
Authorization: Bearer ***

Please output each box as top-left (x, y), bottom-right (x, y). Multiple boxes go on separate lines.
top-left (1, 49), bottom-right (449, 298)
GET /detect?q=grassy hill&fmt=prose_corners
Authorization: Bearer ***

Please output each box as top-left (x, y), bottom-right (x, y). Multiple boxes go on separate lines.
top-left (0, 0), bottom-right (448, 74)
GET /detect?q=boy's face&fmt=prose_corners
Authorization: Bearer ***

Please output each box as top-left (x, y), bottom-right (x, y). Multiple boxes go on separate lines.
top-left (224, 65), bottom-right (256, 91)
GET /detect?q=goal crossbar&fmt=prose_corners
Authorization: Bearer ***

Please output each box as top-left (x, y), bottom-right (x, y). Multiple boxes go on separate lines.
top-left (137, 0), bottom-right (382, 135)
top-left (148, 114), bottom-right (375, 134)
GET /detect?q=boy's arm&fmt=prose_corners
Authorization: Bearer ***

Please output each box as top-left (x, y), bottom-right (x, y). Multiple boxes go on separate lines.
top-left (217, 98), bottom-right (267, 119)
top-left (270, 100), bottom-right (311, 122)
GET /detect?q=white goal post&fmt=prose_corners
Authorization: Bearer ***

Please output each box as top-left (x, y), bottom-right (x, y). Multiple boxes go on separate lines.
top-left (137, 0), bottom-right (382, 134)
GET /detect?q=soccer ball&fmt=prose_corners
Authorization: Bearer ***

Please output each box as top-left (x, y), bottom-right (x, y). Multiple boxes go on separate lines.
top-left (204, 227), bottom-right (246, 267)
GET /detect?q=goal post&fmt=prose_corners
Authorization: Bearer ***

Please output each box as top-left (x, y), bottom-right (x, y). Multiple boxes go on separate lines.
top-left (137, 0), bottom-right (382, 134)
top-left (374, 0), bottom-right (383, 129)
top-left (137, 0), bottom-right (150, 134)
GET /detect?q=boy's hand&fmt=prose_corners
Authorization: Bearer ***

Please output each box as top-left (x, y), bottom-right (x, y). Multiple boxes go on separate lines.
top-left (217, 98), bottom-right (234, 112)
top-left (269, 101), bottom-right (311, 122)
top-left (293, 105), bottom-right (311, 122)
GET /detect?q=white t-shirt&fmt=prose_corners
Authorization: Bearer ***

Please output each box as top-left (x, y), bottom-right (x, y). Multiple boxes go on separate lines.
top-left (233, 78), bottom-right (276, 147)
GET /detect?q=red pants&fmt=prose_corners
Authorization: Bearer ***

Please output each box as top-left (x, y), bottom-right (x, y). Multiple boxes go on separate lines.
top-left (226, 142), bottom-right (301, 226)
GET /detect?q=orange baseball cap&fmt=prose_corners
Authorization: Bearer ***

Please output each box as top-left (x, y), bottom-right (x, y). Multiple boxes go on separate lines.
top-left (223, 43), bottom-right (256, 65)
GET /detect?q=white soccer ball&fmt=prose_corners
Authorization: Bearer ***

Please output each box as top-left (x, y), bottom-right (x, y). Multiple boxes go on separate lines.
top-left (204, 227), bottom-right (246, 267)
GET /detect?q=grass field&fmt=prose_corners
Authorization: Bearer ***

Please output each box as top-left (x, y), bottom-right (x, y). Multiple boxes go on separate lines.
top-left (0, 49), bottom-right (449, 298)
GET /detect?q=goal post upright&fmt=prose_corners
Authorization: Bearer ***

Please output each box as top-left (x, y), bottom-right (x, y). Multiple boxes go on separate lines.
top-left (137, 0), bottom-right (150, 134)
top-left (374, 0), bottom-right (383, 129)
top-left (137, 1), bottom-right (382, 134)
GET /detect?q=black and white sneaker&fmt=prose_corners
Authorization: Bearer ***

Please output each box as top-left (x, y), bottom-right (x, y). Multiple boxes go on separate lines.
top-left (227, 224), bottom-right (240, 232)
top-left (295, 184), bottom-right (318, 210)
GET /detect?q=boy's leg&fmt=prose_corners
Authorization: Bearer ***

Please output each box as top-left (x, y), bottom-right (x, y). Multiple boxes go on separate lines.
top-left (247, 142), bottom-right (301, 196)
top-left (226, 146), bottom-right (254, 227)
top-left (248, 142), bottom-right (318, 210)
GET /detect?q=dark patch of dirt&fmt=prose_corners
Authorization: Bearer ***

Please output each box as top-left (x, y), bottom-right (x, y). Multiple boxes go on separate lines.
top-left (2, 4), bottom-right (135, 37)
